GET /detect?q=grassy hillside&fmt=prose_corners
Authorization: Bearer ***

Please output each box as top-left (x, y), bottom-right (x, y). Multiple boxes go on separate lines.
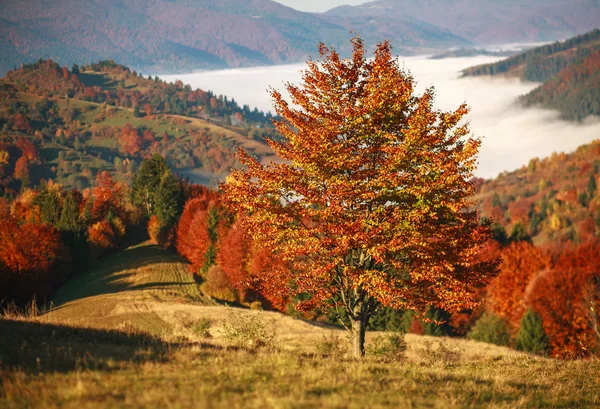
top-left (2, 242), bottom-right (600, 408)
top-left (0, 60), bottom-right (277, 191)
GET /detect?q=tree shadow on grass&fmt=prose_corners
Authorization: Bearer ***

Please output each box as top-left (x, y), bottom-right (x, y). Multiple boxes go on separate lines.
top-left (0, 318), bottom-right (219, 374)
top-left (50, 244), bottom-right (198, 308)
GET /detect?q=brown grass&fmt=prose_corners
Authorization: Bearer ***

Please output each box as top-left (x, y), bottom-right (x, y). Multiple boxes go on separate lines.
top-left (1, 243), bottom-right (599, 408)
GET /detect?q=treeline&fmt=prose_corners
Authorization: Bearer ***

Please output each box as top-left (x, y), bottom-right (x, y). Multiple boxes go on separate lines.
top-left (459, 236), bottom-right (600, 359)
top-left (521, 51), bottom-right (600, 121)
top-left (1, 150), bottom-right (598, 358)
top-left (467, 140), bottom-right (600, 358)
top-left (169, 186), bottom-right (599, 359)
top-left (462, 29), bottom-right (600, 81)
top-left (0, 155), bottom-right (191, 305)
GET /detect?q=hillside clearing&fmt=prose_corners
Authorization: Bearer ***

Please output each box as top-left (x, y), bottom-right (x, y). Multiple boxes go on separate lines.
top-left (1, 243), bottom-right (599, 408)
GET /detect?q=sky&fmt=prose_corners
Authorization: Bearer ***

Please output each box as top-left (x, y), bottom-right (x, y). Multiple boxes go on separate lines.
top-left (161, 55), bottom-right (600, 179)
top-left (273, 0), bottom-right (368, 13)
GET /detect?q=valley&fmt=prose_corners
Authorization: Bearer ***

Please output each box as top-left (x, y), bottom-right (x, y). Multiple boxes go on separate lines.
top-left (1, 5), bottom-right (600, 407)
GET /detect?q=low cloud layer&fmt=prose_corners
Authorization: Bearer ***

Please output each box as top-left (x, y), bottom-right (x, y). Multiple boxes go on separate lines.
top-left (162, 56), bottom-right (600, 178)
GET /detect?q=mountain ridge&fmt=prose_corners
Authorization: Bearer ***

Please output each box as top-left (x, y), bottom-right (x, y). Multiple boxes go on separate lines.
top-left (0, 0), bottom-right (467, 76)
top-left (327, 1), bottom-right (600, 44)
top-left (463, 29), bottom-right (600, 121)
top-left (2, 0), bottom-right (599, 75)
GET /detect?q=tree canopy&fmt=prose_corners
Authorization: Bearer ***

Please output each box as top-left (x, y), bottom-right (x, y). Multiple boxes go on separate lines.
top-left (224, 37), bottom-right (498, 357)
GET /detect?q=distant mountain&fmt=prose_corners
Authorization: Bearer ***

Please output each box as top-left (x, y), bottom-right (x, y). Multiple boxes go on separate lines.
top-left (521, 51), bottom-right (600, 121)
top-left (327, 0), bottom-right (600, 45)
top-left (463, 30), bottom-right (600, 121)
top-left (0, 0), bottom-right (469, 76)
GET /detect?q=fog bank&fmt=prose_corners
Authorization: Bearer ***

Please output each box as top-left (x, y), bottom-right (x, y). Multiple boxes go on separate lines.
top-left (161, 56), bottom-right (600, 178)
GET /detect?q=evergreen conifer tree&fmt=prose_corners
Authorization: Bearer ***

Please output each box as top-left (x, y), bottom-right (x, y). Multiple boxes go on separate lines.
top-left (131, 155), bottom-right (169, 217)
top-left (155, 170), bottom-right (183, 226)
top-left (35, 182), bottom-right (62, 226)
top-left (588, 175), bottom-right (597, 198)
top-left (467, 313), bottom-right (511, 346)
top-left (59, 191), bottom-right (81, 232)
top-left (509, 222), bottom-right (532, 244)
top-left (515, 309), bottom-right (550, 356)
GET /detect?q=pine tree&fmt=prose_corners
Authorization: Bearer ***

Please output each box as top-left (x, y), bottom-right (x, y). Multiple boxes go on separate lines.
top-left (155, 170), bottom-right (183, 226)
top-left (515, 309), bottom-right (550, 356)
top-left (467, 313), bottom-right (511, 346)
top-left (35, 182), bottom-right (62, 226)
top-left (588, 175), bottom-right (597, 198)
top-left (81, 199), bottom-right (93, 227)
top-left (59, 191), bottom-right (82, 232)
top-left (509, 222), bottom-right (532, 244)
top-left (131, 155), bottom-right (169, 217)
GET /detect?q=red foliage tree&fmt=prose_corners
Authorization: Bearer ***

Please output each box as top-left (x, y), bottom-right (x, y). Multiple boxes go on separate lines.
top-left (524, 242), bottom-right (600, 358)
top-left (508, 199), bottom-right (531, 224)
top-left (488, 241), bottom-right (551, 329)
top-left (578, 216), bottom-right (597, 242)
top-left (13, 113), bottom-right (31, 132)
top-left (0, 218), bottom-right (61, 274)
top-left (88, 220), bottom-right (118, 249)
top-left (16, 138), bottom-right (39, 162)
top-left (14, 156), bottom-right (30, 182)
top-left (216, 218), bottom-right (252, 299)
top-left (247, 246), bottom-right (290, 312)
top-left (143, 129), bottom-right (155, 143)
top-left (176, 196), bottom-right (212, 260)
top-left (222, 38), bottom-right (497, 357)
top-left (91, 171), bottom-right (126, 223)
top-left (120, 124), bottom-right (143, 156)
top-left (183, 209), bottom-right (210, 272)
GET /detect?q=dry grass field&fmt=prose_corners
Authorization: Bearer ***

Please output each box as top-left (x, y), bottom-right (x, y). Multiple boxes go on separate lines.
top-left (1, 243), bottom-right (599, 408)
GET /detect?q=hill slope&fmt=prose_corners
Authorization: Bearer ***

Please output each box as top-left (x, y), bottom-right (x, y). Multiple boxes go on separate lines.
top-left (38, 242), bottom-right (517, 358)
top-left (475, 139), bottom-right (600, 247)
top-left (0, 60), bottom-right (277, 191)
top-left (0, 0), bottom-right (469, 76)
top-left (520, 50), bottom-right (600, 120)
top-left (463, 30), bottom-right (600, 120)
top-left (327, 0), bottom-right (600, 45)
top-left (2, 242), bottom-right (600, 408)
top-left (462, 29), bottom-right (600, 81)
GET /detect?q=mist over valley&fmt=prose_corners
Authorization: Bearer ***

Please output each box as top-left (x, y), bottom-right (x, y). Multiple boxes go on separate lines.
top-left (162, 54), bottom-right (600, 178)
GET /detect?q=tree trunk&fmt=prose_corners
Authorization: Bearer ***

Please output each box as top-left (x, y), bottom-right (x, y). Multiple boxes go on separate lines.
top-left (351, 317), bottom-right (367, 358)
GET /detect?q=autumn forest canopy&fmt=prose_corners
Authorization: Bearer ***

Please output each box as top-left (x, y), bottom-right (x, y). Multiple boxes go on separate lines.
top-left (0, 35), bottom-right (599, 364)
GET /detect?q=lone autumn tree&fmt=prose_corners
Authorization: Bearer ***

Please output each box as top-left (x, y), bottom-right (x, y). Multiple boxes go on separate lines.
top-left (222, 37), bottom-right (498, 358)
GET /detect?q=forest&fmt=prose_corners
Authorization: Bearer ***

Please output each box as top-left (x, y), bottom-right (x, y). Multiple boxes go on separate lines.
top-left (463, 29), bottom-right (600, 121)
